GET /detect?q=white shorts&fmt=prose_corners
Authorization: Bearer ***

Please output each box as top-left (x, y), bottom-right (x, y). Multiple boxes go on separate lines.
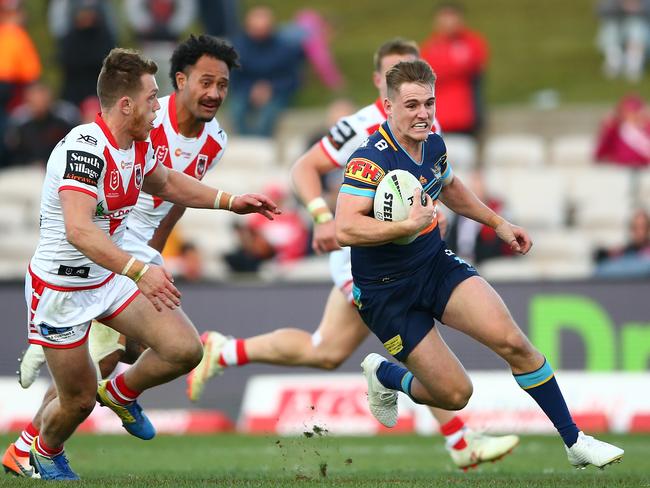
top-left (328, 247), bottom-right (354, 304)
top-left (122, 230), bottom-right (164, 265)
top-left (26, 267), bottom-right (139, 349)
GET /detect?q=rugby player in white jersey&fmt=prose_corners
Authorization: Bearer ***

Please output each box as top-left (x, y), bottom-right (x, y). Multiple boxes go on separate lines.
top-left (187, 38), bottom-right (518, 470)
top-left (5, 35), bottom-right (243, 479)
top-left (4, 46), bottom-right (278, 480)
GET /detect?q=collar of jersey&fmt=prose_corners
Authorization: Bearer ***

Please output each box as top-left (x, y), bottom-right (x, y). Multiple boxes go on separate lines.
top-left (384, 121), bottom-right (425, 166)
top-left (168, 92), bottom-right (204, 139)
top-left (95, 113), bottom-right (122, 150)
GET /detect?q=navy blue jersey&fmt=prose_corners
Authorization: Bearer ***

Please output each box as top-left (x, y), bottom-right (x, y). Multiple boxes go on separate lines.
top-left (340, 121), bottom-right (454, 285)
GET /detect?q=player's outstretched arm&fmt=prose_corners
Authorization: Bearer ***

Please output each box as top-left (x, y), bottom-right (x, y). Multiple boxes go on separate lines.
top-left (143, 164), bottom-right (280, 220)
top-left (60, 190), bottom-right (181, 311)
top-left (291, 143), bottom-right (342, 254)
top-left (439, 175), bottom-right (532, 254)
top-left (335, 189), bottom-right (433, 247)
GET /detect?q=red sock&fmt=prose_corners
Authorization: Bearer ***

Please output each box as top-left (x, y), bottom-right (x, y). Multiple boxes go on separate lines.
top-left (14, 422), bottom-right (38, 456)
top-left (218, 338), bottom-right (249, 367)
top-left (440, 416), bottom-right (467, 450)
top-left (105, 373), bottom-right (141, 405)
top-left (34, 436), bottom-right (63, 458)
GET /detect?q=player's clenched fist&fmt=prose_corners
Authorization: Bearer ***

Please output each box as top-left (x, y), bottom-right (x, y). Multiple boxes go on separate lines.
top-left (135, 264), bottom-right (181, 311)
top-left (407, 188), bottom-right (436, 234)
top-left (312, 219), bottom-right (341, 254)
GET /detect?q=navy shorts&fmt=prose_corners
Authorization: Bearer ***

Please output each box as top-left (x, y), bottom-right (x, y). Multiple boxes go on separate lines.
top-left (352, 247), bottom-right (478, 362)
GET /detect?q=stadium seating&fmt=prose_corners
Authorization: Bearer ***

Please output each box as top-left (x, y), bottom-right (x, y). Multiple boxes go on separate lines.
top-left (0, 114), bottom-right (644, 283)
top-left (483, 134), bottom-right (546, 168)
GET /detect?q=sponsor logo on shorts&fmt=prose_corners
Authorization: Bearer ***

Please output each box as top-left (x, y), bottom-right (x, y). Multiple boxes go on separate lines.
top-left (64, 150), bottom-right (104, 187)
top-left (37, 322), bottom-right (76, 342)
top-left (383, 335), bottom-right (403, 356)
top-left (345, 158), bottom-right (385, 186)
top-left (57, 265), bottom-right (90, 278)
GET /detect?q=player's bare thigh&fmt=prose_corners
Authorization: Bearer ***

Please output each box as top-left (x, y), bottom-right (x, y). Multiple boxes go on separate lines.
top-left (441, 276), bottom-right (541, 373)
top-left (314, 286), bottom-right (369, 359)
top-left (102, 293), bottom-right (202, 361)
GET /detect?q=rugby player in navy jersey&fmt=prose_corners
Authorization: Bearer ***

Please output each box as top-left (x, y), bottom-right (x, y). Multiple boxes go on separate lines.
top-left (335, 59), bottom-right (624, 469)
top-left (188, 39), bottom-right (519, 469)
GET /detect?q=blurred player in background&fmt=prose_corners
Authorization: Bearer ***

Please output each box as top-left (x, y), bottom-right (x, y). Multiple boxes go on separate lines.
top-left (335, 59), bottom-right (624, 470)
top-left (4, 37), bottom-right (279, 480)
top-left (187, 38), bottom-right (519, 470)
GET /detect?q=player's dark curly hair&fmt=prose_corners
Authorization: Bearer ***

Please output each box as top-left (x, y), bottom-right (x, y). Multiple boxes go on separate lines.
top-left (169, 34), bottom-right (240, 90)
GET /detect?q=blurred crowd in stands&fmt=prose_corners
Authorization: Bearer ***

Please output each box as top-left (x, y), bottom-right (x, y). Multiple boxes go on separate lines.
top-left (1, 0), bottom-right (650, 282)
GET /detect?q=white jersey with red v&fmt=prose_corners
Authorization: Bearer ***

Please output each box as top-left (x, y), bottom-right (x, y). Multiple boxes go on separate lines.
top-left (30, 114), bottom-right (156, 288)
top-left (319, 98), bottom-right (442, 169)
top-left (125, 93), bottom-right (227, 243)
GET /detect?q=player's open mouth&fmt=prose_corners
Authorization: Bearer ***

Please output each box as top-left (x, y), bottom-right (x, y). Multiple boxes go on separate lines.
top-left (201, 102), bottom-right (218, 110)
top-left (412, 122), bottom-right (428, 129)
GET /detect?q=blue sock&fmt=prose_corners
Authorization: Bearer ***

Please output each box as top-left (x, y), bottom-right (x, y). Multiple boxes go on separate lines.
top-left (376, 361), bottom-right (418, 402)
top-left (514, 359), bottom-right (579, 447)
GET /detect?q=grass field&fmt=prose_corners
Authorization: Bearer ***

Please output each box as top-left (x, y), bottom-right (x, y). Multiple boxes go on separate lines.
top-left (1, 433), bottom-right (648, 487)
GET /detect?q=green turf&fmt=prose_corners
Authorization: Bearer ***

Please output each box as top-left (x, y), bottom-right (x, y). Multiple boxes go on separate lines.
top-left (1, 433), bottom-right (648, 487)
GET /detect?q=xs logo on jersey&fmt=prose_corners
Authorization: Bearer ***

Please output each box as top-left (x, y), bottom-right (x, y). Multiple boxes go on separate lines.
top-left (76, 134), bottom-right (98, 146)
top-left (345, 158), bottom-right (385, 186)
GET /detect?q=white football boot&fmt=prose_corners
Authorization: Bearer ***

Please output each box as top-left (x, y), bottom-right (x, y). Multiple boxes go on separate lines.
top-left (565, 431), bottom-right (624, 469)
top-left (186, 331), bottom-right (228, 402)
top-left (361, 353), bottom-right (398, 428)
top-left (448, 430), bottom-right (520, 470)
top-left (18, 345), bottom-right (46, 389)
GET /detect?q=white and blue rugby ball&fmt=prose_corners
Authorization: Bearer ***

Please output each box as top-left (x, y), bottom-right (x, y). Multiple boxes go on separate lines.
top-left (373, 169), bottom-right (425, 245)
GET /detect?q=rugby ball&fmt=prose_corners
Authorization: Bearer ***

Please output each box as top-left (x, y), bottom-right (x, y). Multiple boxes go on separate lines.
top-left (373, 169), bottom-right (425, 245)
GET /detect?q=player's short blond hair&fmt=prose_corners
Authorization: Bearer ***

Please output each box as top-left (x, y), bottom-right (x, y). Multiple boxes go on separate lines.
top-left (97, 48), bottom-right (158, 109)
top-left (386, 60), bottom-right (436, 99)
top-left (373, 38), bottom-right (420, 72)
